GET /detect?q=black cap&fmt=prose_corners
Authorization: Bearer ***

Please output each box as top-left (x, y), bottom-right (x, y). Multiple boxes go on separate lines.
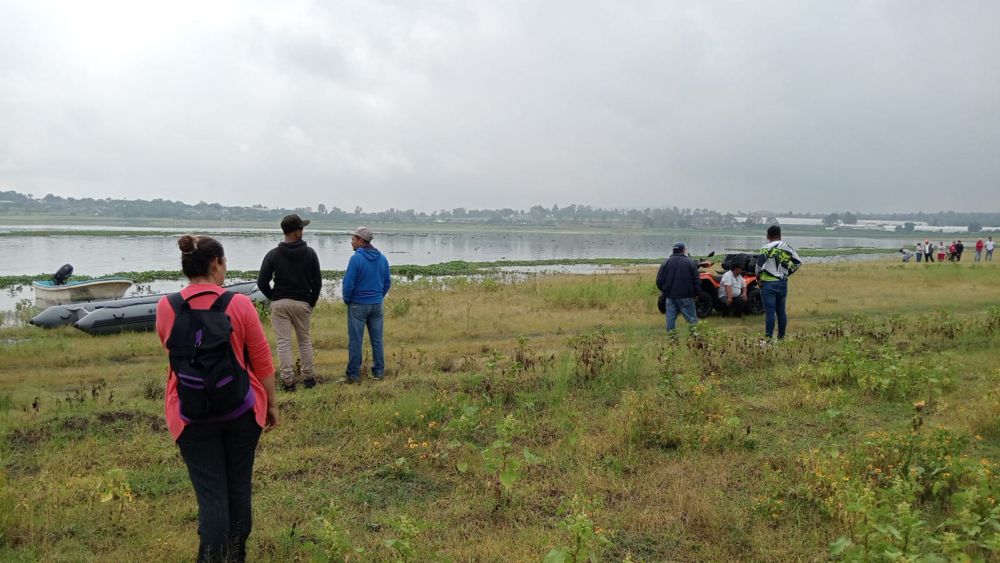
top-left (281, 214), bottom-right (310, 234)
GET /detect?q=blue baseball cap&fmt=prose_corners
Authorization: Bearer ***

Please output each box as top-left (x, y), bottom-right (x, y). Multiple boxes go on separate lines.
top-left (672, 242), bottom-right (686, 252)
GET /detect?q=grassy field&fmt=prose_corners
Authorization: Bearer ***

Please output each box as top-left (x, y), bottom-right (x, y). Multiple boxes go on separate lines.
top-left (2, 259), bottom-right (1000, 561)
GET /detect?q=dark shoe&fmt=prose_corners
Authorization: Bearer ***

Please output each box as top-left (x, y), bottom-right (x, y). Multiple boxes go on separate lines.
top-left (372, 374), bottom-right (384, 381)
top-left (281, 381), bottom-right (297, 392)
top-left (302, 377), bottom-right (317, 389)
top-left (343, 377), bottom-right (359, 385)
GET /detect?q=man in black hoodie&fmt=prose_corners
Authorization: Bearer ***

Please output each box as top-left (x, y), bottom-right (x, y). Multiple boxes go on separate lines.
top-left (257, 214), bottom-right (322, 391)
top-left (655, 242), bottom-right (700, 335)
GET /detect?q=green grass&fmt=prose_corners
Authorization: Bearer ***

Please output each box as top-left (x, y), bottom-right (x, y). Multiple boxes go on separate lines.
top-left (1, 260), bottom-right (1000, 560)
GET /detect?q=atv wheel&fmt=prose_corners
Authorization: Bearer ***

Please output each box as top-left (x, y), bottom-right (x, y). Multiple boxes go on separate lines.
top-left (696, 290), bottom-right (714, 318)
top-left (747, 288), bottom-right (765, 315)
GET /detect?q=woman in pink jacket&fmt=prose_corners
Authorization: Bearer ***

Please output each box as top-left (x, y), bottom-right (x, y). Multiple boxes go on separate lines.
top-left (156, 235), bottom-right (278, 562)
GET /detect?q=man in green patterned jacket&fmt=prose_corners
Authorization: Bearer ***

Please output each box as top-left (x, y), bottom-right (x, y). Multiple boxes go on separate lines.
top-left (755, 225), bottom-right (802, 340)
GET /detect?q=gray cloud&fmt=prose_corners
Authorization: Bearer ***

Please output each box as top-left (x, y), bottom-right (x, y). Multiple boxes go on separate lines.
top-left (0, 0), bottom-right (997, 213)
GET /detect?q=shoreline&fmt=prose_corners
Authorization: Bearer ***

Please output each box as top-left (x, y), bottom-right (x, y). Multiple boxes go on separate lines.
top-left (0, 250), bottom-right (900, 290)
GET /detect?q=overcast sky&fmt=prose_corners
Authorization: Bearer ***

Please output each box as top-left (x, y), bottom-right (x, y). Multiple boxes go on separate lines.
top-left (1, 1), bottom-right (997, 214)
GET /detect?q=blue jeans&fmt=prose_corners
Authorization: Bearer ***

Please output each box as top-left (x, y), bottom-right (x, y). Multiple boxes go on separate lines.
top-left (665, 297), bottom-right (698, 333)
top-left (176, 411), bottom-right (262, 563)
top-left (761, 279), bottom-right (788, 339)
top-left (346, 303), bottom-right (385, 380)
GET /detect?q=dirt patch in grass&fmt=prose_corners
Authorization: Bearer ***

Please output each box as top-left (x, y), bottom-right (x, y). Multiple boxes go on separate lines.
top-left (61, 415), bottom-right (90, 431)
top-left (3, 457), bottom-right (42, 477)
top-left (95, 410), bottom-right (166, 432)
top-left (5, 426), bottom-right (51, 451)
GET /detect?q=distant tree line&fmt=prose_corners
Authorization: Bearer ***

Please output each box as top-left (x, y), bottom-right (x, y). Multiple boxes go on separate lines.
top-left (0, 190), bottom-right (996, 230)
top-left (0, 191), bottom-right (743, 228)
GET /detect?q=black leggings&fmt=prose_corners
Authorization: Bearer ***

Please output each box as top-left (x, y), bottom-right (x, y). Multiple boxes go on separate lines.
top-left (176, 411), bottom-right (262, 563)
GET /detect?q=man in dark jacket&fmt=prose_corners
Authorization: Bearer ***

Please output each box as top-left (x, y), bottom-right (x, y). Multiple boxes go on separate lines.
top-left (257, 214), bottom-right (322, 391)
top-left (655, 242), bottom-right (700, 335)
top-left (343, 226), bottom-right (391, 383)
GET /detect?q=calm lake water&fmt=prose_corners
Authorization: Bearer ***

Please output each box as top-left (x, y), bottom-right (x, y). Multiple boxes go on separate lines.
top-left (0, 225), bottom-right (910, 316)
top-left (0, 225), bottom-right (910, 276)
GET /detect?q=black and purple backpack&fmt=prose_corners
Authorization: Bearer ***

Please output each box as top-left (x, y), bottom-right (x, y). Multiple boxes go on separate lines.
top-left (165, 291), bottom-right (253, 422)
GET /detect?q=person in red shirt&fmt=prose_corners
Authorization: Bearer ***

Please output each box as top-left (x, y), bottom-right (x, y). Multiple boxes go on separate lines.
top-left (975, 238), bottom-right (985, 262)
top-left (156, 235), bottom-right (278, 562)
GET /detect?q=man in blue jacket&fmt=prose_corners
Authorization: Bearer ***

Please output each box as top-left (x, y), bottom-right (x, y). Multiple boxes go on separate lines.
top-left (343, 226), bottom-right (391, 383)
top-left (655, 242), bottom-right (700, 335)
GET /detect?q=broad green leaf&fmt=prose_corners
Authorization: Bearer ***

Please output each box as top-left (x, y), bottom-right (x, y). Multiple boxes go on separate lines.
top-left (543, 548), bottom-right (569, 563)
top-left (522, 449), bottom-right (543, 464)
top-left (456, 462), bottom-right (469, 473)
top-left (830, 537), bottom-right (852, 556)
top-left (499, 466), bottom-right (521, 490)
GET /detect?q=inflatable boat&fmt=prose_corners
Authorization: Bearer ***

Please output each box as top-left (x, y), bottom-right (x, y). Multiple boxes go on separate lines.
top-left (30, 282), bottom-right (268, 335)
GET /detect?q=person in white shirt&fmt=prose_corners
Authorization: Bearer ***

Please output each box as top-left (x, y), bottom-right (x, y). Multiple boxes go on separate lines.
top-left (987, 237), bottom-right (995, 261)
top-left (718, 263), bottom-right (748, 317)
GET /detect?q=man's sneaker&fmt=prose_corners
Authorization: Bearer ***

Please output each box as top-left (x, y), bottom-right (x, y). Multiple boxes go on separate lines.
top-left (302, 377), bottom-right (317, 389)
top-left (372, 373), bottom-right (384, 381)
top-left (343, 377), bottom-right (359, 385)
top-left (281, 381), bottom-right (297, 392)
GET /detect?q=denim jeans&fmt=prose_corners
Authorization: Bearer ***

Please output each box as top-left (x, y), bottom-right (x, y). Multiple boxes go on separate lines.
top-left (761, 279), bottom-right (788, 339)
top-left (346, 303), bottom-right (385, 380)
top-left (176, 412), bottom-right (262, 563)
top-left (665, 297), bottom-right (698, 333)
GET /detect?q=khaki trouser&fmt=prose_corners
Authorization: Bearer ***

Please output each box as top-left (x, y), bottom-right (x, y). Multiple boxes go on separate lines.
top-left (270, 299), bottom-right (315, 384)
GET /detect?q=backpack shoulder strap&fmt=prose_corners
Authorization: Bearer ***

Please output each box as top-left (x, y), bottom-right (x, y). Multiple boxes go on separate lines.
top-left (209, 290), bottom-right (237, 313)
top-left (169, 289), bottom-right (231, 313)
top-left (166, 292), bottom-right (186, 313)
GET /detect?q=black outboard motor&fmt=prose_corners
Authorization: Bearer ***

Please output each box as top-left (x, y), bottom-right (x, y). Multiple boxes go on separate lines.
top-left (53, 263), bottom-right (73, 285)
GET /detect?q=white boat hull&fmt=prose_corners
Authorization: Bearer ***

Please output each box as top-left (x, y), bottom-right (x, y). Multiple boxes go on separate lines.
top-left (32, 279), bottom-right (133, 307)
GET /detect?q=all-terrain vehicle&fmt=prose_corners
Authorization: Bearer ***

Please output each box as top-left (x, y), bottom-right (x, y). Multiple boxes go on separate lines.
top-left (694, 253), bottom-right (765, 318)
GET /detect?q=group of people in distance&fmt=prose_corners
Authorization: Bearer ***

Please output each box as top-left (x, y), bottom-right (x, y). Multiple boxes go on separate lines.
top-left (154, 214), bottom-right (390, 562)
top-left (655, 224), bottom-right (802, 341)
top-left (903, 237), bottom-right (995, 263)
